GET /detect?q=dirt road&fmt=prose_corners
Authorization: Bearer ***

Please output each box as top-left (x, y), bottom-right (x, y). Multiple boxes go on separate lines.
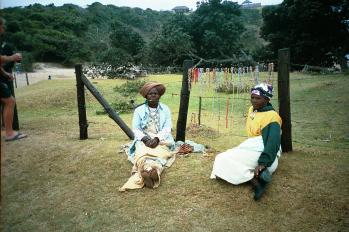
top-left (13, 63), bottom-right (75, 88)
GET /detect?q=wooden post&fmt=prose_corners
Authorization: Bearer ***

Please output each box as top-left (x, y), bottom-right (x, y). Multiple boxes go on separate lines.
top-left (75, 64), bottom-right (88, 139)
top-left (25, 73), bottom-right (29, 86)
top-left (8, 80), bottom-right (19, 130)
top-left (14, 72), bottom-right (17, 88)
top-left (278, 48), bottom-right (293, 152)
top-left (176, 60), bottom-right (193, 141)
top-left (198, 96), bottom-right (202, 126)
top-left (79, 71), bottom-right (134, 140)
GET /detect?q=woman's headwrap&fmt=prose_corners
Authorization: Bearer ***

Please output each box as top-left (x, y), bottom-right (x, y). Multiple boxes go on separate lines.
top-left (139, 82), bottom-right (166, 98)
top-left (251, 83), bottom-right (273, 99)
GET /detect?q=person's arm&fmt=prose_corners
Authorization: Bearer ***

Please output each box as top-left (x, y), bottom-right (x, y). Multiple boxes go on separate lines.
top-left (258, 121), bottom-right (281, 167)
top-left (156, 105), bottom-right (172, 141)
top-left (0, 67), bottom-right (13, 80)
top-left (132, 108), bottom-right (146, 141)
top-left (0, 53), bottom-right (22, 64)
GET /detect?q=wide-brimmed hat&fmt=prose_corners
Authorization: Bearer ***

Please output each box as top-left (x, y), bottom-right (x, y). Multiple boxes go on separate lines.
top-left (139, 82), bottom-right (166, 98)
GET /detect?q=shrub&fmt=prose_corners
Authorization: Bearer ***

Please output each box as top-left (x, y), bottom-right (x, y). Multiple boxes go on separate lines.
top-left (113, 80), bottom-right (146, 97)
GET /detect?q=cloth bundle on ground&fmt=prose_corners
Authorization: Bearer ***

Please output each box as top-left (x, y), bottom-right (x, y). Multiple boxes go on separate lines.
top-left (175, 140), bottom-right (206, 156)
top-left (177, 143), bottom-right (193, 155)
top-left (175, 140), bottom-right (206, 152)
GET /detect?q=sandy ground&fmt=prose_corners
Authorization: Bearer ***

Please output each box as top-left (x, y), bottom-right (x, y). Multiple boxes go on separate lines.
top-left (13, 63), bottom-right (75, 88)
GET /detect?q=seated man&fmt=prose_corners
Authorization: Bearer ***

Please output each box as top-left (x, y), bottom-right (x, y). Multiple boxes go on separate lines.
top-left (119, 82), bottom-right (175, 191)
top-left (210, 83), bottom-right (282, 200)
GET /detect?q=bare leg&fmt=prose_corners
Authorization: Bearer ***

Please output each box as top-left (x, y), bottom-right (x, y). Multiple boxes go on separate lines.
top-left (1, 96), bottom-right (16, 137)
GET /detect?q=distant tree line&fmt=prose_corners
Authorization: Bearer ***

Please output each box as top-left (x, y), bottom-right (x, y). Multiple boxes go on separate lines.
top-left (1, 0), bottom-right (348, 71)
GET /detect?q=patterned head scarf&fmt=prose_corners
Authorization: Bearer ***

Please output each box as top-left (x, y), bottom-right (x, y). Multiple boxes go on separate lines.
top-left (139, 82), bottom-right (166, 98)
top-left (251, 83), bottom-right (273, 99)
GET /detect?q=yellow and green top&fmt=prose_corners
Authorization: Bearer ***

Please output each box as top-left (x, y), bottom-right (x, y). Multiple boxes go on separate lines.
top-left (246, 104), bottom-right (282, 167)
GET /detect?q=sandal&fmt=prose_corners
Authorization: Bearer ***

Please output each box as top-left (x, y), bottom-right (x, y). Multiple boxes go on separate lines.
top-left (5, 132), bottom-right (27, 142)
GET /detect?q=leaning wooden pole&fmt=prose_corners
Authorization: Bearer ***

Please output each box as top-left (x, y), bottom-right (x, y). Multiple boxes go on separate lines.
top-left (75, 64), bottom-right (88, 139)
top-left (277, 48), bottom-right (293, 152)
top-left (176, 60), bottom-right (193, 141)
top-left (78, 69), bottom-right (134, 140)
top-left (198, 96), bottom-right (202, 126)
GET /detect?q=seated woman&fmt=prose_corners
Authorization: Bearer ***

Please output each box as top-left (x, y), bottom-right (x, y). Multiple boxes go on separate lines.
top-left (119, 82), bottom-right (175, 191)
top-left (210, 83), bottom-right (282, 200)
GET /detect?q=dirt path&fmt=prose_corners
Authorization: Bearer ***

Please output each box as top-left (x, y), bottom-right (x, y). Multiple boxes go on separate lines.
top-left (14, 63), bottom-right (75, 88)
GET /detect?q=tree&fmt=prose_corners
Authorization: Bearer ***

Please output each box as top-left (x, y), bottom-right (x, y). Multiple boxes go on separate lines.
top-left (261, 0), bottom-right (349, 71)
top-left (190, 0), bottom-right (245, 59)
top-left (107, 21), bottom-right (145, 65)
top-left (147, 14), bottom-right (195, 66)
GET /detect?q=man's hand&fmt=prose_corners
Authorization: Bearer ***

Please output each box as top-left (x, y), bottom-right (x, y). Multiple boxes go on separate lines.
top-left (1, 53), bottom-right (22, 64)
top-left (254, 165), bottom-right (266, 178)
top-left (6, 73), bottom-right (14, 81)
top-left (11, 53), bottom-right (22, 62)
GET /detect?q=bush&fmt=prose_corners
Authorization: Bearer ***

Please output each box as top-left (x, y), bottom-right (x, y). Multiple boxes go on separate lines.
top-left (21, 52), bottom-right (34, 72)
top-left (215, 83), bottom-right (252, 94)
top-left (113, 80), bottom-right (146, 97)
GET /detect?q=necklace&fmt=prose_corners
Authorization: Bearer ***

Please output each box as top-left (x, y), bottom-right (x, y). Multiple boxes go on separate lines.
top-left (148, 106), bottom-right (158, 114)
top-left (250, 110), bottom-right (257, 120)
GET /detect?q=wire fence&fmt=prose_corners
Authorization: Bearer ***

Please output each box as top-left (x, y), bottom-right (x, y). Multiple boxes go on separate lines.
top-left (162, 67), bottom-right (348, 150)
top-left (79, 60), bottom-right (347, 150)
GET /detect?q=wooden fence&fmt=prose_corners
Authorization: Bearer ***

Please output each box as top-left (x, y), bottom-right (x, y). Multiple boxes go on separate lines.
top-left (75, 48), bottom-right (292, 152)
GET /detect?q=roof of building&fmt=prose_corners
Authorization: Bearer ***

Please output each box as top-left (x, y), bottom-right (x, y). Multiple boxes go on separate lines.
top-left (172, 6), bottom-right (189, 10)
top-left (241, 0), bottom-right (253, 4)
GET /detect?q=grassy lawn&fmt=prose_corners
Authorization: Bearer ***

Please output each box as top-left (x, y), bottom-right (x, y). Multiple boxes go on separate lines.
top-left (1, 72), bottom-right (348, 231)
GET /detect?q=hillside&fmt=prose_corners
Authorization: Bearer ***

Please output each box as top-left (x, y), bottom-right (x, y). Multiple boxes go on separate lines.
top-left (2, 3), bottom-right (264, 65)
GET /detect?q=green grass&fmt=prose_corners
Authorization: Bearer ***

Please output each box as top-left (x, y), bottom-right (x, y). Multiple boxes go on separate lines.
top-left (1, 72), bottom-right (348, 231)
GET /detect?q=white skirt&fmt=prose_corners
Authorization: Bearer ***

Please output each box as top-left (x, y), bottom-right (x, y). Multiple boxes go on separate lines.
top-left (210, 136), bottom-right (280, 185)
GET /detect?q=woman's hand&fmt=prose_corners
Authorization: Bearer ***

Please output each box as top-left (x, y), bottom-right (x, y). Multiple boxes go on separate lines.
top-left (147, 137), bottom-right (159, 148)
top-left (254, 165), bottom-right (266, 178)
top-left (142, 136), bottom-right (159, 148)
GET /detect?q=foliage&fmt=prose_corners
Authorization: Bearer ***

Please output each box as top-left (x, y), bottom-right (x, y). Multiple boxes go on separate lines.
top-left (20, 51), bottom-right (34, 72)
top-left (239, 9), bottom-right (266, 56)
top-left (107, 20), bottom-right (145, 66)
top-left (261, 0), bottom-right (349, 70)
top-left (1, 1), bottom-right (265, 68)
top-left (113, 80), bottom-right (146, 97)
top-left (110, 97), bottom-right (134, 114)
top-left (215, 82), bottom-right (252, 94)
top-left (147, 14), bottom-right (195, 66)
top-left (108, 80), bottom-right (147, 114)
top-left (190, 0), bottom-right (245, 59)
top-left (1, 3), bottom-right (171, 66)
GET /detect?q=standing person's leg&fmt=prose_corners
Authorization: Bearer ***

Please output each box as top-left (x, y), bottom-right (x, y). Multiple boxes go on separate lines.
top-left (1, 96), bottom-right (15, 137)
top-left (0, 81), bottom-right (26, 141)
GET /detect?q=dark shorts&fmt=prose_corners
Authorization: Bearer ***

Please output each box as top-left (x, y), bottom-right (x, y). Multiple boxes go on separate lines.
top-left (0, 81), bottom-right (12, 98)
